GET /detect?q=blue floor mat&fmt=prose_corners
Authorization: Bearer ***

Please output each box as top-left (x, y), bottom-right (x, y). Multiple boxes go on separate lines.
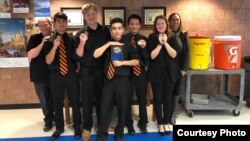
top-left (0, 132), bottom-right (172, 141)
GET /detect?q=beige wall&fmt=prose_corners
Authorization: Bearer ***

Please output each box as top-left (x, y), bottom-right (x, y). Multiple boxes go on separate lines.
top-left (0, 0), bottom-right (249, 105)
top-left (50, 0), bottom-right (250, 55)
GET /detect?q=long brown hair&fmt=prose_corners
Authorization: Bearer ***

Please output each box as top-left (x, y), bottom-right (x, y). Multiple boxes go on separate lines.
top-left (168, 13), bottom-right (183, 32)
top-left (153, 15), bottom-right (171, 37)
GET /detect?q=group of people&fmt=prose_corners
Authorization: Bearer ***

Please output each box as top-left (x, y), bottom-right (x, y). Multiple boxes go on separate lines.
top-left (26, 2), bottom-right (189, 141)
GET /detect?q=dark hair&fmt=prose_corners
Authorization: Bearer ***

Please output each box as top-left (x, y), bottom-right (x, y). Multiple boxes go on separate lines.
top-left (127, 14), bottom-right (142, 25)
top-left (110, 18), bottom-right (124, 27)
top-left (153, 15), bottom-right (169, 35)
top-left (53, 12), bottom-right (67, 22)
top-left (168, 13), bottom-right (183, 32)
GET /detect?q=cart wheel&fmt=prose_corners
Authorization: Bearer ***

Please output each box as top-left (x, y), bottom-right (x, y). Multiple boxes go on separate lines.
top-left (232, 109), bottom-right (240, 116)
top-left (187, 110), bottom-right (193, 117)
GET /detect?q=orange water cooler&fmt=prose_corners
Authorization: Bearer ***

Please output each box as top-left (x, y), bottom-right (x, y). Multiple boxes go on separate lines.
top-left (213, 36), bottom-right (242, 70)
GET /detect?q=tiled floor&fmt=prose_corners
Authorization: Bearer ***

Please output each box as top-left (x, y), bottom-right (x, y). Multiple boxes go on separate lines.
top-left (0, 103), bottom-right (250, 139)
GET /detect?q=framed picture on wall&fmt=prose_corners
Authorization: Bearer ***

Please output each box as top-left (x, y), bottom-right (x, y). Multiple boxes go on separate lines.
top-left (61, 7), bottom-right (84, 28)
top-left (102, 7), bottom-right (126, 26)
top-left (143, 7), bottom-right (166, 26)
top-left (12, 0), bottom-right (30, 13)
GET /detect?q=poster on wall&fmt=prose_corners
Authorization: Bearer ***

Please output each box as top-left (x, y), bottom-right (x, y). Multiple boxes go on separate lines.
top-left (0, 18), bottom-right (29, 68)
top-left (12, 0), bottom-right (30, 13)
top-left (0, 0), bottom-right (10, 18)
top-left (34, 0), bottom-right (51, 23)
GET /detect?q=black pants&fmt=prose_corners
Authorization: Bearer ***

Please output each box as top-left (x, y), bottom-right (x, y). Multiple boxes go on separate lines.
top-left (79, 66), bottom-right (103, 131)
top-left (126, 67), bottom-right (148, 127)
top-left (49, 70), bottom-right (81, 131)
top-left (172, 75), bottom-right (183, 96)
top-left (97, 76), bottom-right (129, 139)
top-left (151, 73), bottom-right (174, 125)
top-left (34, 82), bottom-right (54, 126)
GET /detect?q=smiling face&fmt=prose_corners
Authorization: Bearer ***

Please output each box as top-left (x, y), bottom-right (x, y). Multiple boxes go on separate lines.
top-left (53, 12), bottom-right (68, 34)
top-left (54, 18), bottom-right (67, 34)
top-left (37, 18), bottom-right (52, 36)
top-left (84, 8), bottom-right (97, 26)
top-left (155, 18), bottom-right (167, 34)
top-left (169, 14), bottom-right (181, 32)
top-left (110, 22), bottom-right (124, 41)
top-left (128, 18), bottom-right (141, 35)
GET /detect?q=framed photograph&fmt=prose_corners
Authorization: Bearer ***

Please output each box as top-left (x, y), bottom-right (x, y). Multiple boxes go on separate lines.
top-left (103, 7), bottom-right (126, 26)
top-left (61, 7), bottom-right (84, 28)
top-left (12, 0), bottom-right (30, 13)
top-left (143, 7), bottom-right (166, 26)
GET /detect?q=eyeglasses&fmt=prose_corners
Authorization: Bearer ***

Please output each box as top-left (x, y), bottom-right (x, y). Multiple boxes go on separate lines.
top-left (38, 24), bottom-right (49, 28)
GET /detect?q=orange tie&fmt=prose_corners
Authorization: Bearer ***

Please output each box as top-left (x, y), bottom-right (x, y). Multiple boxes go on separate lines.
top-left (58, 40), bottom-right (68, 76)
top-left (131, 36), bottom-right (141, 76)
top-left (107, 61), bottom-right (115, 79)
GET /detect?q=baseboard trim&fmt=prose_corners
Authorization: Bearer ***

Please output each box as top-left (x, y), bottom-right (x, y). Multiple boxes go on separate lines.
top-left (0, 103), bottom-right (41, 109)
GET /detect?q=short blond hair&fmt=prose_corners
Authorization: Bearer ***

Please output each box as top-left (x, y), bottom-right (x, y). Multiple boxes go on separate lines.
top-left (82, 3), bottom-right (97, 15)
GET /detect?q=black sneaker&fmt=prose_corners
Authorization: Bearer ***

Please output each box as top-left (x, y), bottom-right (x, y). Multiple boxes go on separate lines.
top-left (74, 129), bottom-right (82, 139)
top-left (43, 124), bottom-right (52, 132)
top-left (138, 124), bottom-right (147, 134)
top-left (127, 126), bottom-right (135, 135)
top-left (51, 129), bottom-right (64, 140)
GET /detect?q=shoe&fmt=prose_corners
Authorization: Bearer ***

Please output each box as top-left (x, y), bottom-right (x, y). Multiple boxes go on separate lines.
top-left (51, 129), bottom-right (64, 140)
top-left (114, 136), bottom-right (124, 141)
top-left (74, 129), bottom-right (82, 139)
top-left (164, 125), bottom-right (171, 135)
top-left (165, 131), bottom-right (171, 135)
top-left (158, 125), bottom-right (165, 136)
top-left (107, 126), bottom-right (115, 132)
top-left (43, 124), bottom-right (52, 132)
top-left (158, 131), bottom-right (166, 136)
top-left (138, 124), bottom-right (147, 133)
top-left (82, 129), bottom-right (91, 141)
top-left (127, 126), bottom-right (135, 135)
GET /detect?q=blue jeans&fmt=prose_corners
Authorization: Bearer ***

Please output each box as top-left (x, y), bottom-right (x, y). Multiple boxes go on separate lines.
top-left (34, 82), bottom-right (54, 125)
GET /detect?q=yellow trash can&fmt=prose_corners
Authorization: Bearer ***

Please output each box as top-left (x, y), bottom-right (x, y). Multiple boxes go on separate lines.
top-left (189, 35), bottom-right (211, 70)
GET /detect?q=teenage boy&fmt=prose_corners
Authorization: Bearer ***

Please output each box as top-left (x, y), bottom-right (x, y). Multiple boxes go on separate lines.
top-left (94, 18), bottom-right (139, 141)
top-left (74, 3), bottom-right (111, 140)
top-left (124, 14), bottom-right (149, 134)
top-left (44, 12), bottom-right (81, 140)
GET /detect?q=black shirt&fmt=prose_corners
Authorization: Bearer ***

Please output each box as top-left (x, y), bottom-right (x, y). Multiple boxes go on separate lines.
top-left (74, 24), bottom-right (111, 67)
top-left (104, 36), bottom-right (139, 77)
top-left (147, 33), bottom-right (181, 83)
top-left (172, 31), bottom-right (189, 71)
top-left (123, 32), bottom-right (149, 67)
top-left (26, 33), bottom-right (50, 83)
top-left (43, 32), bottom-right (77, 71)
top-left (147, 33), bottom-right (168, 71)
